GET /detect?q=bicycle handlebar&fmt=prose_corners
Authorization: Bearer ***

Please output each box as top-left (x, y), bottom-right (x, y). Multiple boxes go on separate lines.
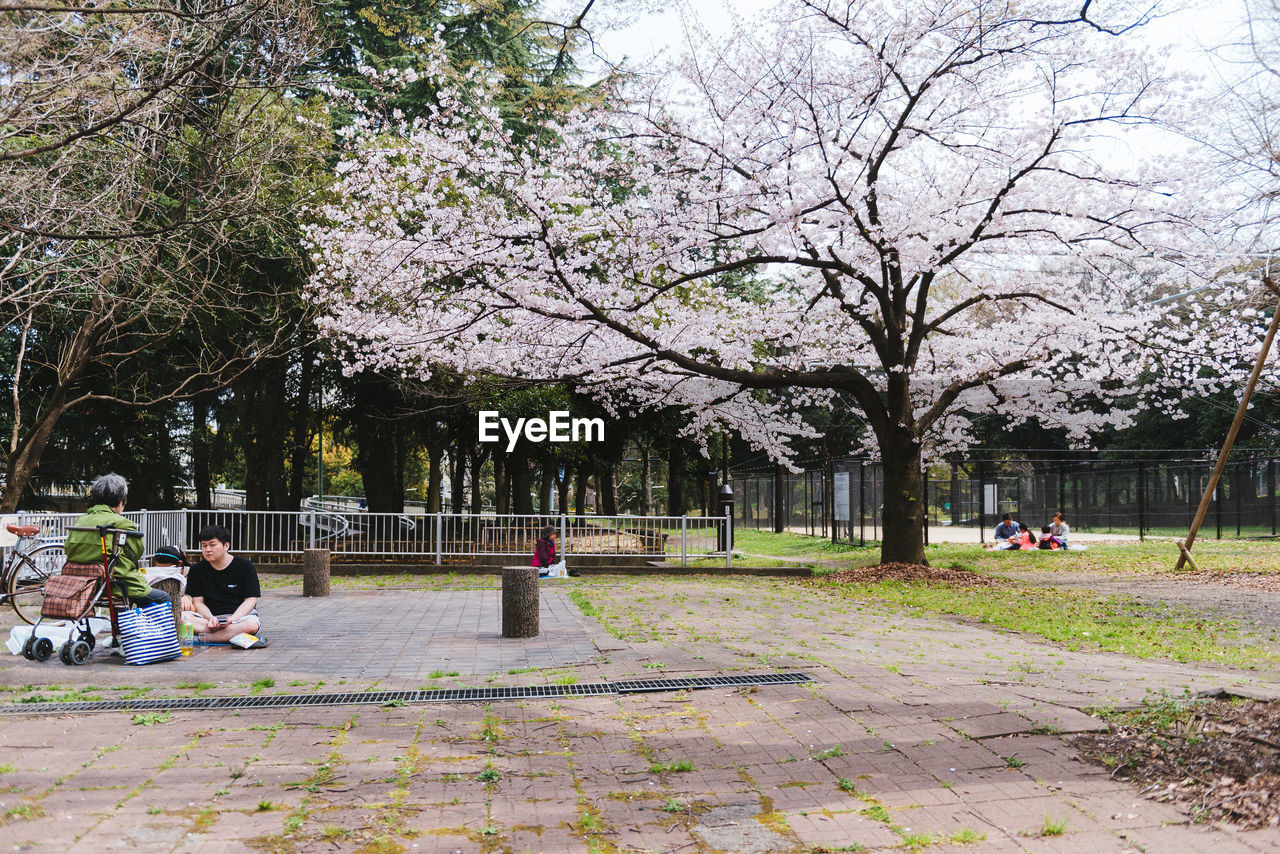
top-left (67, 525), bottom-right (144, 538)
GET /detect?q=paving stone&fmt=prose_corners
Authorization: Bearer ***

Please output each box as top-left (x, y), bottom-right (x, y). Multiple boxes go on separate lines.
top-left (784, 809), bottom-right (902, 848)
top-left (947, 711), bottom-right (1041, 739)
top-left (5, 576), bottom-right (1280, 852)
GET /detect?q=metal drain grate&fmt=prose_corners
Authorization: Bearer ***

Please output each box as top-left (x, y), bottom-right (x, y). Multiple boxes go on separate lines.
top-left (0, 672), bottom-right (813, 716)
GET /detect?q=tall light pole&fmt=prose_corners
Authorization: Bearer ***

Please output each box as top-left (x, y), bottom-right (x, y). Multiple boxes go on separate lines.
top-left (316, 383), bottom-right (324, 504)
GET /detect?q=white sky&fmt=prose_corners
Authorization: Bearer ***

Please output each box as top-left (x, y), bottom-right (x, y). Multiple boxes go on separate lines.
top-left (580, 0), bottom-right (1252, 78)
top-left (565, 0), bottom-right (1274, 249)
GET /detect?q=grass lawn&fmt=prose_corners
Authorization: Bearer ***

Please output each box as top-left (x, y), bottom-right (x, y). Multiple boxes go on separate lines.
top-left (808, 578), bottom-right (1274, 666)
top-left (733, 531), bottom-right (1280, 669)
top-left (744, 533), bottom-right (1280, 577)
top-left (731, 528), bottom-right (879, 559)
top-left (681, 554), bottom-right (798, 568)
top-left (928, 538), bottom-right (1280, 576)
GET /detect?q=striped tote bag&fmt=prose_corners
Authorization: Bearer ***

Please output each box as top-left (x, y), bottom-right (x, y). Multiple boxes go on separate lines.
top-left (117, 602), bottom-right (181, 665)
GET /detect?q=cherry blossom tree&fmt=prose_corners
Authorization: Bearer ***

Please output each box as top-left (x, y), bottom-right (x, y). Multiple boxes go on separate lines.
top-left (309, 0), bottom-right (1234, 564)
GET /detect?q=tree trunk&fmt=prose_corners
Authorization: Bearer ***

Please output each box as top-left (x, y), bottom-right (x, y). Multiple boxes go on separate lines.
top-left (557, 466), bottom-right (570, 515)
top-left (773, 464), bottom-right (786, 533)
top-left (450, 439), bottom-right (466, 513)
top-left (0, 386), bottom-right (70, 513)
top-left (286, 350), bottom-right (314, 511)
top-left (303, 548), bottom-right (330, 597)
top-left (949, 464), bottom-right (961, 527)
top-left (193, 391), bottom-right (212, 509)
top-left (236, 366), bottom-right (288, 511)
top-left (640, 446), bottom-right (652, 516)
top-left (573, 462), bottom-right (588, 516)
top-left (0, 308), bottom-right (101, 513)
top-left (426, 443), bottom-right (443, 513)
top-left (538, 463), bottom-right (555, 513)
top-left (595, 461), bottom-right (617, 516)
top-left (158, 414), bottom-right (176, 507)
top-left (668, 442), bottom-right (686, 516)
top-left (469, 448), bottom-right (487, 514)
top-left (878, 427), bottom-right (928, 565)
top-left (494, 454), bottom-right (509, 514)
top-left (357, 418), bottom-right (405, 513)
top-left (510, 445), bottom-right (534, 514)
top-left (501, 566), bottom-right (539, 638)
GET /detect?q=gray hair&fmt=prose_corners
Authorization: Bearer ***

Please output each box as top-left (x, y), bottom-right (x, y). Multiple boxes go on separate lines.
top-left (88, 473), bottom-right (128, 507)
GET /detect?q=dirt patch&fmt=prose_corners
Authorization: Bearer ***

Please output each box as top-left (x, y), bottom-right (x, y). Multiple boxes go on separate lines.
top-left (1074, 697), bottom-right (1280, 828)
top-left (817, 562), bottom-right (1003, 587)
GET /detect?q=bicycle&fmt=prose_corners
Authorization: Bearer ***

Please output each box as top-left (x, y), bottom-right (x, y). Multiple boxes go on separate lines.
top-left (1, 522), bottom-right (67, 625)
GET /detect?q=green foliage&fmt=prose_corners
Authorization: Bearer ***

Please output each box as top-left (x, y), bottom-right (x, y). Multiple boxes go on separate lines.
top-left (1040, 816), bottom-right (1067, 837)
top-left (951, 828), bottom-right (987, 844)
top-left (130, 712), bottom-right (171, 727)
top-left (811, 745), bottom-right (844, 761)
top-left (860, 804), bottom-right (891, 823)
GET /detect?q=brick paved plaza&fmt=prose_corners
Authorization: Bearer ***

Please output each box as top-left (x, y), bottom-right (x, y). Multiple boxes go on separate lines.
top-left (2, 575), bottom-right (1279, 853)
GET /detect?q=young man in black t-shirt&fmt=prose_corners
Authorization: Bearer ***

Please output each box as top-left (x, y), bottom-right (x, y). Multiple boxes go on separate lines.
top-left (186, 524), bottom-right (262, 643)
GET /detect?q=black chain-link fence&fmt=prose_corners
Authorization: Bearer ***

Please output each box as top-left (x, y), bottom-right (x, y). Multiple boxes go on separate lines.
top-left (733, 454), bottom-right (1280, 545)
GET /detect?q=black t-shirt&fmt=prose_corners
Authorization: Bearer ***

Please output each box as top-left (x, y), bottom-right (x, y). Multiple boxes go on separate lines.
top-left (187, 555), bottom-right (261, 616)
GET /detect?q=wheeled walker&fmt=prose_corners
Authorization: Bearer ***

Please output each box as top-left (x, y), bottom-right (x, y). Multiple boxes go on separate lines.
top-left (21, 525), bottom-right (140, 666)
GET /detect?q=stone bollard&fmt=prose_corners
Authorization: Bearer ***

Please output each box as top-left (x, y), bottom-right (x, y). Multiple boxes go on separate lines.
top-left (303, 549), bottom-right (330, 597)
top-left (152, 577), bottom-right (183, 632)
top-left (502, 566), bottom-right (539, 638)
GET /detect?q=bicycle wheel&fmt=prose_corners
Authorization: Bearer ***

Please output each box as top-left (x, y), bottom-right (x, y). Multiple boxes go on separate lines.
top-left (7, 542), bottom-right (66, 625)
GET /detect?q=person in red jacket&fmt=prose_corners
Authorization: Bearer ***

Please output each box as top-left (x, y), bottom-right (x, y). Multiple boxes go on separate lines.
top-left (532, 525), bottom-right (558, 573)
top-left (531, 525), bottom-right (578, 577)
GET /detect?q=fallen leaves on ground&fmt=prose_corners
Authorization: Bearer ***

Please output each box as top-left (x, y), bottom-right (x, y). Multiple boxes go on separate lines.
top-left (815, 562), bottom-right (1004, 587)
top-left (1170, 572), bottom-right (1280, 592)
top-left (1074, 698), bottom-right (1280, 829)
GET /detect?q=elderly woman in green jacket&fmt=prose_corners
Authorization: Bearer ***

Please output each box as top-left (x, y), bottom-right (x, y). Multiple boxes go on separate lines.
top-left (62, 473), bottom-right (170, 606)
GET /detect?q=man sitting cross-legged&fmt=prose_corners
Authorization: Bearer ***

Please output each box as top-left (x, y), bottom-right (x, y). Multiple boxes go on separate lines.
top-left (185, 524), bottom-right (263, 644)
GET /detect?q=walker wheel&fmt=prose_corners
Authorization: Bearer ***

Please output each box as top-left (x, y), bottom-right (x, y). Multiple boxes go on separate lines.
top-left (32, 637), bottom-right (54, 662)
top-left (58, 641), bottom-right (72, 665)
top-left (69, 640), bottom-right (92, 666)
top-left (21, 637), bottom-right (35, 660)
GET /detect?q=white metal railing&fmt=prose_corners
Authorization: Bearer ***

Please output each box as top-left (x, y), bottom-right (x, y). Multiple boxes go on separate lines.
top-left (7, 509), bottom-right (734, 567)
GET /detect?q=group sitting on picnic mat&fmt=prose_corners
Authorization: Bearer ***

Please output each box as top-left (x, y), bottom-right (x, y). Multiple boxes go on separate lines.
top-left (988, 512), bottom-right (1072, 550)
top-left (54, 473), bottom-right (266, 661)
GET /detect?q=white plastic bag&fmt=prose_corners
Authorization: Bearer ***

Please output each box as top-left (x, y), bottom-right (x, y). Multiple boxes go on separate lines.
top-left (541, 560), bottom-right (568, 578)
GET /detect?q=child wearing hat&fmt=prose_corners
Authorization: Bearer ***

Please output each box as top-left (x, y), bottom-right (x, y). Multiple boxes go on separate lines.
top-left (149, 545), bottom-right (193, 612)
top-left (531, 525), bottom-right (578, 577)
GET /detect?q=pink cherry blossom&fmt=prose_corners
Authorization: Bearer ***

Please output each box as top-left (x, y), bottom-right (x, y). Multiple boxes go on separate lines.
top-left (308, 0), bottom-right (1253, 563)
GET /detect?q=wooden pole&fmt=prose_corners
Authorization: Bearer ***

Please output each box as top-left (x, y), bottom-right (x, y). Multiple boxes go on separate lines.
top-left (1177, 277), bottom-right (1280, 569)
